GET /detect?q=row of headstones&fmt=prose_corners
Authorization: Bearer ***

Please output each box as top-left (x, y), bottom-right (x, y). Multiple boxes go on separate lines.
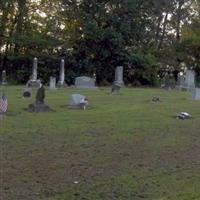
top-left (25, 57), bottom-right (124, 90)
top-left (26, 58), bottom-right (66, 88)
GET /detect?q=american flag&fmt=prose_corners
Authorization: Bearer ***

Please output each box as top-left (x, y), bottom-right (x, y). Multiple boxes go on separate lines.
top-left (0, 92), bottom-right (8, 113)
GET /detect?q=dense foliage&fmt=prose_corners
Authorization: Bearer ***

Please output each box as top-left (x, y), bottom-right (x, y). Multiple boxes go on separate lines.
top-left (0, 0), bottom-right (199, 85)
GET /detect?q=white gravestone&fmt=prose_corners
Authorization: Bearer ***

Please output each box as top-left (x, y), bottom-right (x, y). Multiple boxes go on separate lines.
top-left (49, 76), bottom-right (57, 90)
top-left (68, 94), bottom-right (88, 110)
top-left (185, 70), bottom-right (195, 90)
top-left (26, 57), bottom-right (41, 87)
top-left (191, 88), bottom-right (200, 100)
top-left (1, 70), bottom-right (7, 85)
top-left (57, 59), bottom-right (66, 87)
top-left (75, 76), bottom-right (97, 89)
top-left (32, 57), bottom-right (38, 81)
top-left (114, 66), bottom-right (124, 86)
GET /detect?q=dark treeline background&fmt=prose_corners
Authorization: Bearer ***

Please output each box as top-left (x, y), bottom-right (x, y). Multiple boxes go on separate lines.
top-left (0, 0), bottom-right (199, 85)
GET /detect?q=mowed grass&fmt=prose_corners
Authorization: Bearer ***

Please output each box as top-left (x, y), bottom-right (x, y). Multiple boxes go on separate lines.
top-left (1, 86), bottom-right (200, 200)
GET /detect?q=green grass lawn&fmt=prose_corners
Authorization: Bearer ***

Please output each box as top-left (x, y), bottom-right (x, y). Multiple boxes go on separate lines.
top-left (1, 86), bottom-right (200, 200)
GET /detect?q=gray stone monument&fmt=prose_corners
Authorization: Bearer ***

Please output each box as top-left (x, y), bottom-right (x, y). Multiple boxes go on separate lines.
top-left (114, 66), bottom-right (124, 86)
top-left (49, 76), bottom-right (57, 90)
top-left (191, 88), bottom-right (200, 100)
top-left (68, 94), bottom-right (88, 109)
top-left (75, 76), bottom-right (97, 89)
top-left (57, 59), bottom-right (66, 87)
top-left (1, 70), bottom-right (7, 85)
top-left (184, 70), bottom-right (195, 90)
top-left (26, 57), bottom-right (41, 87)
top-left (177, 72), bottom-right (185, 86)
top-left (27, 84), bottom-right (51, 112)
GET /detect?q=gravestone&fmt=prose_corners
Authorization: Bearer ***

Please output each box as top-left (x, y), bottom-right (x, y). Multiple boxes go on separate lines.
top-left (191, 88), bottom-right (200, 100)
top-left (114, 66), bottom-right (124, 86)
top-left (111, 84), bottom-right (121, 95)
top-left (184, 70), bottom-right (195, 90)
top-left (0, 91), bottom-right (8, 114)
top-left (27, 84), bottom-right (51, 112)
top-left (163, 73), bottom-right (175, 90)
top-left (49, 76), bottom-right (57, 90)
top-left (1, 70), bottom-right (7, 85)
top-left (57, 59), bottom-right (66, 87)
top-left (22, 88), bottom-right (32, 98)
top-left (68, 94), bottom-right (88, 109)
top-left (26, 57), bottom-right (41, 87)
top-left (75, 76), bottom-right (97, 89)
top-left (177, 72), bottom-right (185, 87)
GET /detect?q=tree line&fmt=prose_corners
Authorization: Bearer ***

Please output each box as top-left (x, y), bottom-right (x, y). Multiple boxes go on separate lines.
top-left (0, 0), bottom-right (199, 85)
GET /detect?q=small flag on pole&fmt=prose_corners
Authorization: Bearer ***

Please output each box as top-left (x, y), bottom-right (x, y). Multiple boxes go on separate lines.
top-left (0, 92), bottom-right (8, 114)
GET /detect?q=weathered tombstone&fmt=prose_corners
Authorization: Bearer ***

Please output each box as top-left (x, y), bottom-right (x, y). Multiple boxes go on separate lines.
top-left (191, 88), bottom-right (200, 100)
top-left (27, 84), bottom-right (51, 112)
top-left (163, 73), bottom-right (175, 90)
top-left (184, 70), bottom-right (195, 91)
top-left (75, 76), bottom-right (97, 89)
top-left (177, 72), bottom-right (185, 86)
top-left (1, 70), bottom-right (7, 85)
top-left (111, 83), bottom-right (121, 95)
top-left (0, 91), bottom-right (8, 114)
top-left (22, 88), bottom-right (32, 98)
top-left (114, 66), bottom-right (124, 86)
top-left (26, 57), bottom-right (41, 87)
top-left (68, 94), bottom-right (88, 109)
top-left (49, 76), bottom-right (57, 90)
top-left (57, 59), bottom-right (66, 87)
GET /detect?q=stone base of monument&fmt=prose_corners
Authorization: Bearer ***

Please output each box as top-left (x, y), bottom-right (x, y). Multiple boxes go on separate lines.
top-left (26, 80), bottom-right (41, 88)
top-left (27, 103), bottom-right (51, 112)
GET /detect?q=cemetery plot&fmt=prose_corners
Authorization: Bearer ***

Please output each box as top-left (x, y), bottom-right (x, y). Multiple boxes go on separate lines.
top-left (1, 86), bottom-right (200, 200)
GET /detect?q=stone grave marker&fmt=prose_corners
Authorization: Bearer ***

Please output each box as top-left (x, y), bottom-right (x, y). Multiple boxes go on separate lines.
top-left (22, 88), bottom-right (32, 98)
top-left (75, 76), bottom-right (97, 89)
top-left (68, 94), bottom-right (88, 109)
top-left (1, 70), bottom-right (7, 85)
top-left (57, 59), bottom-right (66, 87)
top-left (26, 57), bottom-right (41, 87)
top-left (27, 84), bottom-right (51, 112)
top-left (114, 66), bottom-right (124, 86)
top-left (191, 88), bottom-right (200, 100)
top-left (185, 70), bottom-right (195, 90)
top-left (49, 76), bottom-right (57, 90)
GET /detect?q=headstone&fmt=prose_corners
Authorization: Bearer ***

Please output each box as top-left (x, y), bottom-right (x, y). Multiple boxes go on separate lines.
top-left (75, 76), bottom-right (97, 89)
top-left (184, 70), bottom-right (195, 90)
top-left (32, 57), bottom-right (38, 81)
top-left (164, 73), bottom-right (175, 90)
top-left (177, 72), bottom-right (185, 87)
top-left (22, 88), bottom-right (32, 98)
top-left (68, 94), bottom-right (88, 110)
top-left (1, 70), bottom-right (7, 85)
top-left (111, 84), bottom-right (121, 95)
top-left (27, 84), bottom-right (51, 112)
top-left (49, 76), bottom-right (57, 90)
top-left (191, 88), bottom-right (200, 100)
top-left (57, 59), bottom-right (66, 87)
top-left (0, 91), bottom-right (8, 114)
top-left (26, 57), bottom-right (41, 87)
top-left (114, 66), bottom-right (124, 86)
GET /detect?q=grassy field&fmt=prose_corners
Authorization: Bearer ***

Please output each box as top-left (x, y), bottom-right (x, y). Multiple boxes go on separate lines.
top-left (1, 86), bottom-right (200, 200)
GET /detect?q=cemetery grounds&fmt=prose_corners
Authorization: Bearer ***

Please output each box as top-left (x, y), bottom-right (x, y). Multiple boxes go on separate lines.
top-left (1, 86), bottom-right (200, 200)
